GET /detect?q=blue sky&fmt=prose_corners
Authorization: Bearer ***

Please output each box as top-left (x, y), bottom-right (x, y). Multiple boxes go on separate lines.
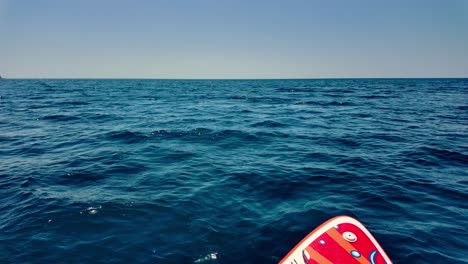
top-left (1, 0), bottom-right (467, 78)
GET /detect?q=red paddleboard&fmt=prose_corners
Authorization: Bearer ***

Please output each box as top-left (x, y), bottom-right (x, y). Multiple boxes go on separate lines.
top-left (279, 216), bottom-right (392, 264)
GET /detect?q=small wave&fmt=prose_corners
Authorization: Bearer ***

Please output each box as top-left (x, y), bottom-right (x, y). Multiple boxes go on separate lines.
top-left (320, 91), bottom-right (354, 98)
top-left (251, 120), bottom-right (287, 128)
top-left (20, 177), bottom-right (37, 188)
top-left (227, 95), bottom-right (247, 100)
top-left (56, 172), bottom-right (107, 185)
top-left (337, 156), bottom-right (381, 169)
top-left (151, 128), bottom-right (214, 140)
top-left (401, 147), bottom-right (468, 167)
top-left (365, 133), bottom-right (407, 143)
top-left (275, 87), bottom-right (296, 92)
top-left (248, 96), bottom-right (293, 103)
top-left (0, 135), bottom-right (19, 143)
top-left (140, 95), bottom-right (157, 101)
top-left (254, 131), bottom-right (289, 139)
top-left (0, 175), bottom-right (23, 190)
top-left (55, 101), bottom-right (90, 106)
top-left (400, 149), bottom-right (439, 166)
top-left (106, 162), bottom-right (148, 175)
top-left (359, 95), bottom-right (389, 99)
top-left (106, 130), bottom-right (148, 143)
top-left (42, 115), bottom-right (81, 122)
top-left (294, 100), bottom-right (354, 106)
top-left (39, 82), bottom-right (55, 89)
top-left (304, 152), bottom-right (341, 163)
top-left (275, 87), bottom-right (312, 93)
top-left (404, 179), bottom-right (468, 201)
top-left (421, 147), bottom-right (468, 165)
top-left (14, 143), bottom-right (48, 156)
top-left (300, 167), bottom-right (355, 180)
top-left (382, 117), bottom-right (411, 123)
top-left (82, 113), bottom-right (120, 122)
top-left (350, 113), bottom-right (373, 118)
top-left (213, 129), bottom-right (259, 142)
top-left (414, 158), bottom-right (439, 166)
top-left (107, 128), bottom-right (259, 144)
top-left (27, 104), bottom-right (51, 109)
top-left (327, 137), bottom-right (361, 148)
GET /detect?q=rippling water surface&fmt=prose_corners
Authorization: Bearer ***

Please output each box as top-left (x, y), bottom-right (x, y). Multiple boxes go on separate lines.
top-left (0, 79), bottom-right (467, 263)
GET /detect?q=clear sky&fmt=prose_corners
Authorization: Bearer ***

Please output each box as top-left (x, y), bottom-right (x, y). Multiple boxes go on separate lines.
top-left (1, 0), bottom-right (467, 78)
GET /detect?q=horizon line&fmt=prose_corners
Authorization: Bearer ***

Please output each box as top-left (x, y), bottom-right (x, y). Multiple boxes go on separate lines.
top-left (1, 77), bottom-right (467, 80)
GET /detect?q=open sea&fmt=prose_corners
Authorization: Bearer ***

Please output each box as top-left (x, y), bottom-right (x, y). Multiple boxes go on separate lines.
top-left (0, 78), bottom-right (467, 264)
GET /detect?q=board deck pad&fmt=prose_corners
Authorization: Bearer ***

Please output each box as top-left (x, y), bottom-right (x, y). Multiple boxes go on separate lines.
top-left (279, 216), bottom-right (392, 264)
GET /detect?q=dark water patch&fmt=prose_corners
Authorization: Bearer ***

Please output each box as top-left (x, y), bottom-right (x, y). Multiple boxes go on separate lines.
top-left (27, 104), bottom-right (53, 109)
top-left (215, 130), bottom-right (260, 143)
top-left (457, 180), bottom-right (468, 186)
top-left (39, 82), bottom-right (55, 89)
top-left (256, 179), bottom-right (317, 200)
top-left (399, 149), bottom-right (440, 167)
top-left (295, 100), bottom-right (354, 106)
top-left (106, 161), bottom-right (148, 175)
top-left (106, 130), bottom-right (148, 144)
top-left (381, 116), bottom-right (412, 124)
top-left (359, 94), bottom-right (390, 99)
top-left (224, 172), bottom-right (263, 188)
top-left (248, 96), bottom-right (293, 103)
top-left (8, 143), bottom-right (49, 156)
top-left (60, 152), bottom-right (128, 168)
top-left (405, 125), bottom-right (421, 130)
top-left (0, 135), bottom-right (19, 143)
top-left (421, 147), bottom-right (468, 166)
top-left (81, 113), bottom-right (121, 122)
top-left (327, 137), bottom-right (361, 148)
top-left (140, 95), bottom-right (158, 101)
top-left (251, 120), bottom-right (287, 128)
top-left (158, 150), bottom-right (196, 163)
top-left (56, 101), bottom-right (90, 106)
top-left (297, 167), bottom-right (356, 183)
top-left (357, 192), bottom-right (403, 211)
top-left (275, 87), bottom-right (297, 92)
top-left (303, 152), bottom-right (344, 163)
top-left (56, 171), bottom-right (108, 186)
top-left (403, 179), bottom-right (468, 202)
top-left (437, 85), bottom-right (463, 90)
top-left (365, 133), bottom-right (407, 143)
top-left (350, 112), bottom-right (373, 118)
top-left (337, 156), bottom-right (379, 168)
top-left (154, 128), bottom-right (260, 143)
top-left (42, 114), bottom-right (81, 122)
top-left (152, 129), bottom-right (207, 140)
top-left (227, 95), bottom-right (247, 100)
top-left (0, 175), bottom-right (24, 191)
top-left (106, 128), bottom-right (261, 145)
top-left (20, 177), bottom-right (38, 188)
top-left (415, 157), bottom-right (440, 166)
top-left (154, 129), bottom-right (198, 139)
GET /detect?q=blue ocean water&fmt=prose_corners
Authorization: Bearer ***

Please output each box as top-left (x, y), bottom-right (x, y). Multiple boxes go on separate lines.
top-left (0, 79), bottom-right (467, 264)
